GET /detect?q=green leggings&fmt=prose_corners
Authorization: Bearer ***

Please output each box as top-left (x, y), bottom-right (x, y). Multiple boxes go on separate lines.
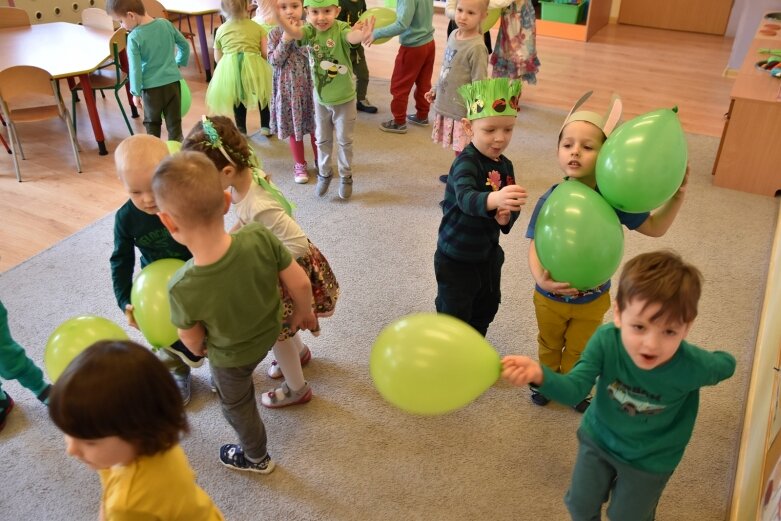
top-left (0, 300), bottom-right (47, 398)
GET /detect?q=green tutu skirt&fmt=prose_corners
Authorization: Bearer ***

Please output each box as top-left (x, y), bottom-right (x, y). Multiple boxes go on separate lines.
top-left (206, 52), bottom-right (272, 115)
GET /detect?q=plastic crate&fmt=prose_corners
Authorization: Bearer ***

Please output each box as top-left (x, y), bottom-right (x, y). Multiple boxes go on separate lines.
top-left (540, 0), bottom-right (588, 24)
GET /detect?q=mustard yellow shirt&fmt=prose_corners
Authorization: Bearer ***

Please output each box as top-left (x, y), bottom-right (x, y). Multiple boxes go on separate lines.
top-left (98, 445), bottom-right (223, 521)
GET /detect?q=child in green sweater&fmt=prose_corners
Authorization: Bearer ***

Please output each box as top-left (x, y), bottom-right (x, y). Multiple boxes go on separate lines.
top-left (502, 250), bottom-right (736, 521)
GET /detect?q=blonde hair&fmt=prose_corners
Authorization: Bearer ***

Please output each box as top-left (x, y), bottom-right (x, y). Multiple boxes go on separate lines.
top-left (114, 134), bottom-right (169, 180)
top-left (458, 0), bottom-right (489, 12)
top-left (221, 0), bottom-right (248, 19)
top-left (152, 151), bottom-right (226, 228)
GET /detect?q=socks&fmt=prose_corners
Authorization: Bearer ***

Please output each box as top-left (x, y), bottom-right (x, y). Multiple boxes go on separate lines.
top-left (271, 337), bottom-right (306, 392)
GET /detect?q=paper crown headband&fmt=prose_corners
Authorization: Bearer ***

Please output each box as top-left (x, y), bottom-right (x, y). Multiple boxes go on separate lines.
top-left (304, 0), bottom-right (338, 7)
top-left (458, 78), bottom-right (523, 120)
top-left (559, 91), bottom-right (623, 138)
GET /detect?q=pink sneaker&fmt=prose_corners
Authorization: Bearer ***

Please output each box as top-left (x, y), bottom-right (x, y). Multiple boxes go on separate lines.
top-left (294, 163), bottom-right (309, 184)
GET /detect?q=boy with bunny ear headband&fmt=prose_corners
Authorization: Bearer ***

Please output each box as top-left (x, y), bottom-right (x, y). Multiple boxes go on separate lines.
top-left (524, 91), bottom-right (689, 412)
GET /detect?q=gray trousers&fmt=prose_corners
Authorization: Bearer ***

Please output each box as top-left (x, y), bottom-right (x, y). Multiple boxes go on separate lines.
top-left (566, 429), bottom-right (672, 521)
top-left (142, 80), bottom-right (183, 142)
top-left (314, 99), bottom-right (356, 179)
top-left (349, 45), bottom-right (369, 102)
top-left (210, 359), bottom-right (268, 460)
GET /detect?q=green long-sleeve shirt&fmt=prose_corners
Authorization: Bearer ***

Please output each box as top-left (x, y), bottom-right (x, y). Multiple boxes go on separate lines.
top-left (110, 200), bottom-right (191, 310)
top-left (538, 323), bottom-right (736, 473)
top-left (127, 18), bottom-right (189, 96)
top-left (372, 0), bottom-right (433, 47)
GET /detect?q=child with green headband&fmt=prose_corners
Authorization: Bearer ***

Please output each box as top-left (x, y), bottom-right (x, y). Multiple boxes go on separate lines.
top-left (182, 116), bottom-right (339, 409)
top-left (434, 78), bottom-right (527, 336)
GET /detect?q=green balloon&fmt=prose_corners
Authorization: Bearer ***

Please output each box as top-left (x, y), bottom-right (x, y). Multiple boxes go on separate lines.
top-left (383, 0), bottom-right (396, 8)
top-left (180, 79), bottom-right (191, 117)
top-left (166, 140), bottom-right (182, 154)
top-left (360, 7), bottom-right (396, 45)
top-left (45, 316), bottom-right (128, 381)
top-left (596, 108), bottom-right (687, 213)
top-left (482, 8), bottom-right (501, 33)
top-left (130, 258), bottom-right (185, 349)
top-left (370, 313), bottom-right (500, 415)
top-left (534, 180), bottom-right (624, 291)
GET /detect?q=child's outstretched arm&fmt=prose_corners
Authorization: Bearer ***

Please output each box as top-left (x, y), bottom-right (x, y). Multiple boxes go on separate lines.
top-left (636, 166), bottom-right (689, 237)
top-left (279, 262), bottom-right (319, 333)
top-left (347, 17), bottom-right (375, 44)
top-left (502, 356), bottom-right (543, 387)
top-left (528, 239), bottom-right (578, 297)
top-left (178, 322), bottom-right (207, 356)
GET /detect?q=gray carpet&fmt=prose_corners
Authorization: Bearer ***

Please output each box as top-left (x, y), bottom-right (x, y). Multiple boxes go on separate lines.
top-left (0, 81), bottom-right (778, 520)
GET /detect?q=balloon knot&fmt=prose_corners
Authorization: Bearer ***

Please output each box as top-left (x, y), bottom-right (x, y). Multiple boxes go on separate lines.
top-left (672, 106), bottom-right (679, 113)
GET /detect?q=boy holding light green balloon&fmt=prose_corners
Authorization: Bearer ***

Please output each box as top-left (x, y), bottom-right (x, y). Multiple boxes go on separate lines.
top-left (524, 91), bottom-right (688, 412)
top-left (110, 135), bottom-right (203, 406)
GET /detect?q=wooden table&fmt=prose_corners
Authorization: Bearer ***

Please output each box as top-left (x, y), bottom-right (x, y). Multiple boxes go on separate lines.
top-left (712, 16), bottom-right (781, 196)
top-left (0, 22), bottom-right (114, 155)
top-left (160, 0), bottom-right (221, 81)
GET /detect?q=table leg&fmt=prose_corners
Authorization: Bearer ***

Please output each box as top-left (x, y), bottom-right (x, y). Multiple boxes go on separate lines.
top-left (195, 15), bottom-right (212, 81)
top-left (118, 50), bottom-right (139, 118)
top-left (77, 73), bottom-right (108, 155)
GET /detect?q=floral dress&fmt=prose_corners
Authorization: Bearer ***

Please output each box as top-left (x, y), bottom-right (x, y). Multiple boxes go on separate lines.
top-left (267, 26), bottom-right (316, 141)
top-left (490, 0), bottom-right (540, 84)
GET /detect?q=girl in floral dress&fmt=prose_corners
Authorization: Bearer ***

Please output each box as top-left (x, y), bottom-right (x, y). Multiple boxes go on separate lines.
top-left (490, 0), bottom-right (539, 84)
top-left (267, 0), bottom-right (318, 184)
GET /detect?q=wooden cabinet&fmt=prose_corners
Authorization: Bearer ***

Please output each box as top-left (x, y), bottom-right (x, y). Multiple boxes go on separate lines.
top-left (712, 17), bottom-right (781, 196)
top-left (536, 0), bottom-right (612, 41)
top-left (618, 0), bottom-right (732, 35)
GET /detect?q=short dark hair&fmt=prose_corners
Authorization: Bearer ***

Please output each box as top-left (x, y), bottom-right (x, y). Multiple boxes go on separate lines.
top-left (152, 151), bottom-right (226, 227)
top-left (49, 340), bottom-right (188, 457)
top-left (105, 0), bottom-right (146, 16)
top-left (616, 250), bottom-right (703, 325)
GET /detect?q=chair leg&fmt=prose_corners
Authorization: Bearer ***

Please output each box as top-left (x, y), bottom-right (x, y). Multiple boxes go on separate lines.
top-left (6, 122), bottom-right (22, 182)
top-left (114, 88), bottom-right (134, 136)
top-left (62, 109), bottom-right (82, 173)
top-left (71, 92), bottom-right (78, 139)
top-left (189, 36), bottom-right (202, 74)
top-left (0, 128), bottom-right (10, 154)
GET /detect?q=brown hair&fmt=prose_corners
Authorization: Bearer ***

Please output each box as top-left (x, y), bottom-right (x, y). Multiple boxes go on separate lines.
top-left (105, 0), bottom-right (146, 16)
top-left (616, 250), bottom-right (703, 325)
top-left (182, 116), bottom-right (254, 171)
top-left (221, 0), bottom-right (248, 19)
top-left (152, 151), bottom-right (226, 227)
top-left (49, 341), bottom-right (188, 457)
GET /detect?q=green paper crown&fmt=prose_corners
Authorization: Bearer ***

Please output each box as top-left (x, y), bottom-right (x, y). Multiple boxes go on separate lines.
top-left (458, 78), bottom-right (522, 120)
top-left (304, 0), bottom-right (338, 7)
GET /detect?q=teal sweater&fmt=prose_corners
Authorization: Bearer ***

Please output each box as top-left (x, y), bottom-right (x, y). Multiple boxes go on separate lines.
top-left (538, 323), bottom-right (736, 473)
top-left (127, 18), bottom-right (189, 96)
top-left (372, 0), bottom-right (434, 47)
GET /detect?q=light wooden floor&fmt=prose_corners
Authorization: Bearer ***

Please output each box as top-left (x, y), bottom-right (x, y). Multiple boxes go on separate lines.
top-left (0, 16), bottom-right (734, 273)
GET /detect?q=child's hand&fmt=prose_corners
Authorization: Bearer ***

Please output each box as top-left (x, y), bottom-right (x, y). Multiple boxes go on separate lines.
top-left (490, 184), bottom-right (527, 212)
top-left (495, 208), bottom-right (511, 225)
top-left (132, 95), bottom-right (143, 110)
top-left (673, 165), bottom-right (690, 199)
top-left (501, 355), bottom-right (543, 387)
top-left (537, 269), bottom-right (578, 297)
top-left (124, 304), bottom-right (139, 329)
top-left (424, 88), bottom-right (436, 103)
top-left (288, 309), bottom-right (319, 334)
top-left (361, 17), bottom-right (376, 46)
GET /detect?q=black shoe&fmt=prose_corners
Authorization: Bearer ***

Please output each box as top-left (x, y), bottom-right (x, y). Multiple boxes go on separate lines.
top-left (37, 384), bottom-right (52, 405)
top-left (0, 393), bottom-right (14, 432)
top-left (573, 397), bottom-right (591, 413)
top-left (530, 389), bottom-right (550, 406)
top-left (438, 174), bottom-right (448, 184)
top-left (357, 99), bottom-right (378, 114)
top-left (164, 342), bottom-right (205, 368)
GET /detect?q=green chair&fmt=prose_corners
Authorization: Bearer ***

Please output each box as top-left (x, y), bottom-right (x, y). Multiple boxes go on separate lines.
top-left (71, 28), bottom-right (135, 137)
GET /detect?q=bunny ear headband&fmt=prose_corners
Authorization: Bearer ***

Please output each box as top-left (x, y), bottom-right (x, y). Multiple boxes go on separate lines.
top-left (559, 91), bottom-right (623, 138)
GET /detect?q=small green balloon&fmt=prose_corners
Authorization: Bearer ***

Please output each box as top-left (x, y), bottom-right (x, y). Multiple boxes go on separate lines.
top-left (596, 108), bottom-right (687, 213)
top-left (482, 8), bottom-right (501, 33)
top-left (534, 181), bottom-right (624, 291)
top-left (131, 258), bottom-right (185, 349)
top-left (180, 79), bottom-right (191, 117)
top-left (360, 7), bottom-right (396, 45)
top-left (370, 313), bottom-right (500, 415)
top-left (45, 316), bottom-right (128, 381)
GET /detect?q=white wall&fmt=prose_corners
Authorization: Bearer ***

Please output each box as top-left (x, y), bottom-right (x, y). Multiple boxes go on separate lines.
top-left (725, 0), bottom-right (781, 70)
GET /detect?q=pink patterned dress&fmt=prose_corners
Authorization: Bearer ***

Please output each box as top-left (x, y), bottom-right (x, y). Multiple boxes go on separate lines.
top-left (267, 26), bottom-right (316, 141)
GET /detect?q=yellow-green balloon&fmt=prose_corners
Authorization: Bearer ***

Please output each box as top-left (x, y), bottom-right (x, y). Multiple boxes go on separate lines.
top-left (45, 316), bottom-right (128, 381)
top-left (596, 108), bottom-right (687, 213)
top-left (166, 140), bottom-right (181, 154)
top-left (360, 7), bottom-right (397, 45)
top-left (130, 258), bottom-right (185, 349)
top-left (370, 313), bottom-right (501, 415)
top-left (482, 8), bottom-right (501, 33)
top-left (180, 79), bottom-right (191, 117)
top-left (534, 180), bottom-right (624, 291)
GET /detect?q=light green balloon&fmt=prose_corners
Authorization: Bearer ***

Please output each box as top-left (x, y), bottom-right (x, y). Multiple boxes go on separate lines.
top-left (180, 79), bottom-right (191, 117)
top-left (360, 7), bottom-right (396, 45)
top-left (166, 140), bottom-right (182, 154)
top-left (131, 258), bottom-right (185, 349)
top-left (45, 316), bottom-right (129, 381)
top-left (482, 8), bottom-right (501, 33)
top-left (596, 108), bottom-right (687, 213)
top-left (534, 180), bottom-right (624, 291)
top-left (370, 313), bottom-right (501, 415)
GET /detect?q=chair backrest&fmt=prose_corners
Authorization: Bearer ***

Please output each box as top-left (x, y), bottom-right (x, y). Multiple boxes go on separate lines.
top-left (110, 28), bottom-right (128, 81)
top-left (81, 7), bottom-right (115, 30)
top-left (140, 0), bottom-right (167, 19)
top-left (0, 66), bottom-right (58, 113)
top-left (0, 6), bottom-right (30, 28)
